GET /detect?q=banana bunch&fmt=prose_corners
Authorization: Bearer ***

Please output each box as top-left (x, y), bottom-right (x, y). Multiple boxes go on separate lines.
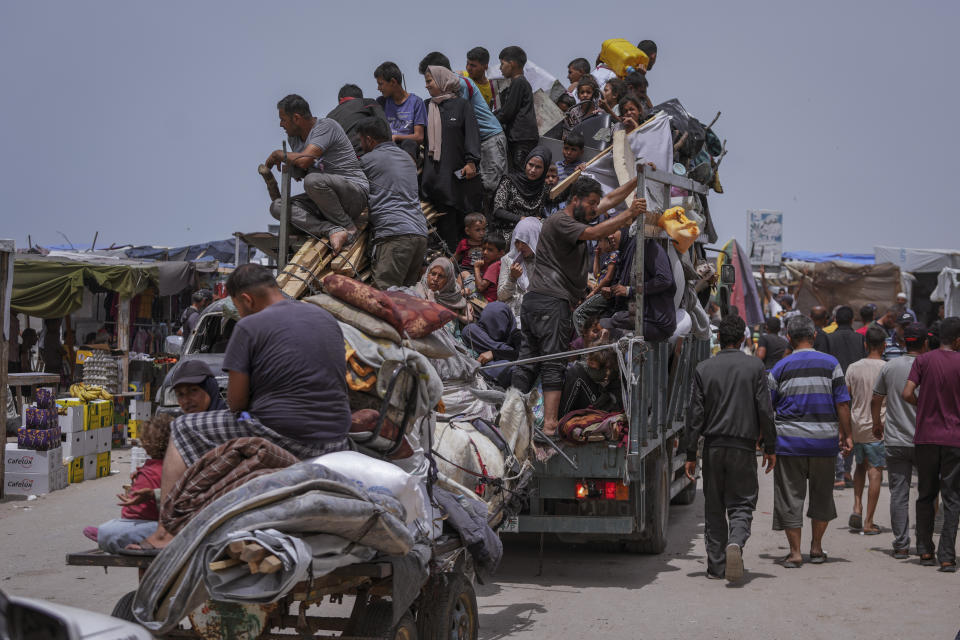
top-left (69, 383), bottom-right (113, 402)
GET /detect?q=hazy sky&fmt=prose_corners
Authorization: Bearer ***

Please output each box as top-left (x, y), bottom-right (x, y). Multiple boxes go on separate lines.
top-left (2, 1), bottom-right (957, 254)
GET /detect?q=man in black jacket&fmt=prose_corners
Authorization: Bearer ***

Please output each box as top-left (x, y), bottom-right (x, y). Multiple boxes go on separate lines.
top-left (685, 315), bottom-right (777, 581)
top-left (821, 305), bottom-right (866, 488)
top-left (326, 84), bottom-right (388, 156)
top-left (495, 46), bottom-right (539, 170)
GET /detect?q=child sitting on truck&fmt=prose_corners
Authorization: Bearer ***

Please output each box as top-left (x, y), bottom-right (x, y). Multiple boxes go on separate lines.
top-left (82, 414), bottom-right (171, 553)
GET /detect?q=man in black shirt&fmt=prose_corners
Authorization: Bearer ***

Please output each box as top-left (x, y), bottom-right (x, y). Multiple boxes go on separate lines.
top-left (495, 46), bottom-right (539, 170)
top-left (326, 84), bottom-right (388, 156)
top-left (512, 177), bottom-right (642, 436)
top-left (685, 315), bottom-right (777, 581)
top-left (756, 316), bottom-right (790, 369)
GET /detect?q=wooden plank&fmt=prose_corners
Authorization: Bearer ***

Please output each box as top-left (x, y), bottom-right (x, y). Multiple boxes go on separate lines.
top-left (258, 556), bottom-right (282, 574)
top-left (65, 550), bottom-right (154, 569)
top-left (208, 558), bottom-right (242, 571)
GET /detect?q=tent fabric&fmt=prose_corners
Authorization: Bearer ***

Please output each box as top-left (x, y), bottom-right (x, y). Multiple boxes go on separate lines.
top-left (126, 238), bottom-right (240, 263)
top-left (931, 267), bottom-right (960, 317)
top-left (782, 251), bottom-right (874, 265)
top-left (874, 246), bottom-right (960, 273)
top-left (717, 239), bottom-right (764, 326)
top-left (11, 258), bottom-right (157, 318)
top-left (785, 261), bottom-right (901, 315)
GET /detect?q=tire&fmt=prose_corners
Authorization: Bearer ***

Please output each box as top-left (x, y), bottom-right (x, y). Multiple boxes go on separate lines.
top-left (350, 600), bottom-right (418, 640)
top-left (624, 451), bottom-right (669, 554)
top-left (671, 470), bottom-right (697, 506)
top-left (111, 590), bottom-right (137, 622)
top-left (417, 573), bottom-right (478, 640)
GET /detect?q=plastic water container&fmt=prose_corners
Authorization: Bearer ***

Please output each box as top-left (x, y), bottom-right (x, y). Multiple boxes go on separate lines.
top-left (130, 446), bottom-right (147, 471)
top-left (599, 39), bottom-right (649, 77)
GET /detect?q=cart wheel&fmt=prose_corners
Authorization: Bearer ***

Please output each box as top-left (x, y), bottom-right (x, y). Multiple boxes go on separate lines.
top-left (417, 573), bottom-right (477, 640)
top-left (351, 600), bottom-right (418, 640)
top-left (111, 590), bottom-right (137, 622)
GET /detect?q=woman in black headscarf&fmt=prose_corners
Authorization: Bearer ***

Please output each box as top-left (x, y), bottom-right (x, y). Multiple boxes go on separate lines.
top-left (491, 145), bottom-right (562, 235)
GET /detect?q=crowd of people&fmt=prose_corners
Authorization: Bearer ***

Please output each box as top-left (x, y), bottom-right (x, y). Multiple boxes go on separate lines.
top-left (260, 40), bottom-right (692, 438)
top-left (686, 290), bottom-right (960, 582)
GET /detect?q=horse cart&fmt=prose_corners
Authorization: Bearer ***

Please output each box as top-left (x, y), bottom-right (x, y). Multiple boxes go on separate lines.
top-left (66, 531), bottom-right (477, 640)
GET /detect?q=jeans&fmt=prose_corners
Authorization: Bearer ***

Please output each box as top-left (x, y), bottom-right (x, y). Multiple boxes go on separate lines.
top-left (511, 292), bottom-right (572, 393)
top-left (702, 447), bottom-right (759, 577)
top-left (886, 445), bottom-right (915, 551)
top-left (835, 451), bottom-right (853, 480)
top-left (270, 173), bottom-right (368, 239)
top-left (915, 444), bottom-right (960, 564)
top-left (479, 132), bottom-right (508, 194)
top-left (97, 518), bottom-right (158, 554)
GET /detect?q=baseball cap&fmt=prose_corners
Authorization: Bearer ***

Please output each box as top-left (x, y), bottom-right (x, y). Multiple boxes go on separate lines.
top-left (896, 292), bottom-right (908, 300)
top-left (168, 360), bottom-right (216, 387)
top-left (896, 312), bottom-right (914, 325)
top-left (904, 322), bottom-right (927, 345)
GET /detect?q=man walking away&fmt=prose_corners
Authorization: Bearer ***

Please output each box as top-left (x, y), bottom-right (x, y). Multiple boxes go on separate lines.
top-left (756, 316), bottom-right (790, 370)
top-left (769, 315), bottom-right (853, 568)
top-left (824, 305), bottom-right (865, 488)
top-left (179, 290), bottom-right (212, 346)
top-left (845, 328), bottom-right (889, 535)
top-left (873, 322), bottom-right (927, 559)
top-left (685, 315), bottom-right (777, 581)
top-left (902, 316), bottom-right (960, 572)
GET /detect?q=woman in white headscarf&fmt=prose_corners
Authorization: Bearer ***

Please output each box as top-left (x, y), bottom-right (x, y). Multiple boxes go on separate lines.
top-left (415, 256), bottom-right (473, 325)
top-left (420, 65), bottom-right (483, 254)
top-left (497, 216), bottom-right (542, 324)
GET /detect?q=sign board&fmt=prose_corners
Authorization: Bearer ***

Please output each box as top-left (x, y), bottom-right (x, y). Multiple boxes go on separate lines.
top-left (747, 210), bottom-right (783, 266)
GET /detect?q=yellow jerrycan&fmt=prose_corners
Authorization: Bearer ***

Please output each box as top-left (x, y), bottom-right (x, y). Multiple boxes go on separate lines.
top-left (599, 39), bottom-right (649, 77)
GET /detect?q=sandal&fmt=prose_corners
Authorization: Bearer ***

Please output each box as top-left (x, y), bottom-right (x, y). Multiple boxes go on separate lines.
top-left (848, 513), bottom-right (863, 530)
top-left (120, 540), bottom-right (162, 557)
top-left (809, 551), bottom-right (828, 564)
top-left (781, 555), bottom-right (802, 568)
top-left (893, 548), bottom-right (910, 560)
top-left (920, 554), bottom-right (937, 566)
top-left (938, 562), bottom-right (958, 573)
top-left (863, 524), bottom-right (881, 536)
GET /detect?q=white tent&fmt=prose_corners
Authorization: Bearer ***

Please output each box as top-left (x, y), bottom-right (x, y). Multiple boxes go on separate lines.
top-left (874, 246), bottom-right (960, 273)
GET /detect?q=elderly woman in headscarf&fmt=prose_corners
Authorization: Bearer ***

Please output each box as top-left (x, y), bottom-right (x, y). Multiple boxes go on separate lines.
top-left (420, 65), bottom-right (483, 253)
top-left (416, 256), bottom-right (473, 326)
top-left (461, 302), bottom-right (521, 388)
top-left (491, 145), bottom-right (562, 237)
top-left (497, 216), bottom-right (541, 324)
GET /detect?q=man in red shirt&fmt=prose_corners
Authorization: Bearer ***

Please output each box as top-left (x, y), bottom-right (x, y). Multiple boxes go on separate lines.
top-left (902, 316), bottom-right (960, 572)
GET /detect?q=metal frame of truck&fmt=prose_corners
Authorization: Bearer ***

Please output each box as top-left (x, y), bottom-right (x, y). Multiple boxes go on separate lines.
top-left (504, 164), bottom-right (712, 553)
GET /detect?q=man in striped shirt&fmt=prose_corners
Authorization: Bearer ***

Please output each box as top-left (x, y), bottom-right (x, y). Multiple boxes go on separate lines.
top-left (768, 315), bottom-right (854, 568)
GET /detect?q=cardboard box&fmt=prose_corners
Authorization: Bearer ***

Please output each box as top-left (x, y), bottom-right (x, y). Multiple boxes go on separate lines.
top-left (96, 452), bottom-right (111, 478)
top-left (5, 471), bottom-right (56, 495)
top-left (57, 397), bottom-right (84, 408)
top-left (68, 457), bottom-right (84, 483)
top-left (83, 454), bottom-right (98, 480)
top-left (58, 465), bottom-right (68, 490)
top-left (128, 420), bottom-right (140, 441)
top-left (84, 404), bottom-right (97, 430)
top-left (129, 399), bottom-right (151, 421)
top-left (4, 445), bottom-right (62, 474)
top-left (90, 399), bottom-right (113, 424)
top-left (17, 426), bottom-right (62, 451)
top-left (61, 431), bottom-right (86, 459)
top-left (95, 428), bottom-right (112, 454)
top-left (84, 430), bottom-right (97, 456)
top-left (58, 406), bottom-right (84, 433)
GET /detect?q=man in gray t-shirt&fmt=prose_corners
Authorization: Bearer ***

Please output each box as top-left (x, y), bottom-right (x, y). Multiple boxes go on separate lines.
top-left (872, 322), bottom-right (927, 555)
top-left (266, 94), bottom-right (370, 253)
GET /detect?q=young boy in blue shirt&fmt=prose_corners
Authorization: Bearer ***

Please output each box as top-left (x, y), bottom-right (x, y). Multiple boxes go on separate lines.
top-left (374, 61), bottom-right (426, 162)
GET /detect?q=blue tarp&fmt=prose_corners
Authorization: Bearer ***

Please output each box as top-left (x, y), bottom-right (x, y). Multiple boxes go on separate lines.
top-left (782, 251), bottom-right (875, 265)
top-left (125, 239), bottom-right (239, 263)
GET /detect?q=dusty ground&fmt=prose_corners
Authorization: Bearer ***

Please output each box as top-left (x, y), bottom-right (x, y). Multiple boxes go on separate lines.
top-left (1, 448), bottom-right (958, 639)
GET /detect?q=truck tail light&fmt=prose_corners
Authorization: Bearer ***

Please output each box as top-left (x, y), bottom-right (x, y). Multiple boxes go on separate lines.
top-left (575, 481), bottom-right (629, 500)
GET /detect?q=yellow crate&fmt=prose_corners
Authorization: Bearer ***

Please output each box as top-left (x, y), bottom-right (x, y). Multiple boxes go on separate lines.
top-left (96, 451), bottom-right (111, 478)
top-left (67, 458), bottom-right (84, 483)
top-left (127, 420), bottom-right (140, 440)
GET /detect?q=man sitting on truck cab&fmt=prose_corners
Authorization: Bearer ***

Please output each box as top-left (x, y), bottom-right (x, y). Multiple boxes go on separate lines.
top-left (511, 176), bottom-right (644, 437)
top-left (126, 264), bottom-right (352, 553)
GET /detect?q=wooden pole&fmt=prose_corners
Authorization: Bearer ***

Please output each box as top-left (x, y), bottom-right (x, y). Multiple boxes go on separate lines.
top-left (0, 239), bottom-right (14, 498)
top-left (117, 297), bottom-right (130, 394)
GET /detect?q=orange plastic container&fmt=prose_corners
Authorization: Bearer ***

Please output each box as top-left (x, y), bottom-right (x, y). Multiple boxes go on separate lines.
top-left (599, 39), bottom-right (649, 77)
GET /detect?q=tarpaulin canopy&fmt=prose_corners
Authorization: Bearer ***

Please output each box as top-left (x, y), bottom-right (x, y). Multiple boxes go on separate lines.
top-left (11, 256), bottom-right (198, 318)
top-left (873, 246), bottom-right (960, 273)
top-left (125, 238), bottom-right (240, 263)
top-left (785, 260), bottom-right (902, 315)
top-left (782, 251), bottom-right (875, 265)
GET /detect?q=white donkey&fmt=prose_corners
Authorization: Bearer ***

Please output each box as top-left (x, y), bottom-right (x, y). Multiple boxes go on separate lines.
top-left (431, 387), bottom-right (537, 527)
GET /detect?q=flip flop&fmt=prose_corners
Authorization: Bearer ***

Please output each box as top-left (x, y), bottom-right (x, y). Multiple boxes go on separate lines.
top-left (848, 513), bottom-right (863, 530)
top-left (893, 548), bottom-right (910, 560)
top-left (938, 563), bottom-right (958, 573)
top-left (781, 555), bottom-right (802, 568)
top-left (920, 554), bottom-right (937, 567)
top-left (809, 552), bottom-right (828, 564)
top-left (120, 540), bottom-right (161, 557)
top-left (863, 524), bottom-right (881, 535)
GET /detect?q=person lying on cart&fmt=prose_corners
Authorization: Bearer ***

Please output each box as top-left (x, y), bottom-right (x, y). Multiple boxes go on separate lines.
top-left (124, 264), bottom-right (351, 554)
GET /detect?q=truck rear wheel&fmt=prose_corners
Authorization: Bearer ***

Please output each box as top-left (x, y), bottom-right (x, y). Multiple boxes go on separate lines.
top-left (624, 451), bottom-right (669, 554)
top-left (350, 600), bottom-right (418, 640)
top-left (417, 573), bottom-right (477, 640)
